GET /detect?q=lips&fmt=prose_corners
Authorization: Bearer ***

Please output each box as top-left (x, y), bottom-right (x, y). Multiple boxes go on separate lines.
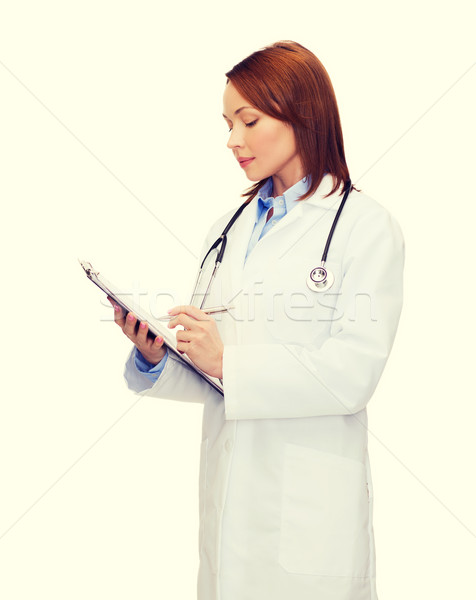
top-left (238, 157), bottom-right (255, 169)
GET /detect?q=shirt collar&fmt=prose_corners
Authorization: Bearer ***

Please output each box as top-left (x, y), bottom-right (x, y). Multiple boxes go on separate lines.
top-left (256, 178), bottom-right (274, 204)
top-left (280, 177), bottom-right (311, 206)
top-left (255, 177), bottom-right (311, 222)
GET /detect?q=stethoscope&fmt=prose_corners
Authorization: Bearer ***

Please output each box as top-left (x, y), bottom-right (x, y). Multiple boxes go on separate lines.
top-left (190, 180), bottom-right (352, 308)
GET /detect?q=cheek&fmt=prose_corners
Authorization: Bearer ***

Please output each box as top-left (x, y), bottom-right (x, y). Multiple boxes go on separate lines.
top-left (254, 126), bottom-right (287, 158)
top-left (269, 125), bottom-right (296, 159)
top-left (278, 127), bottom-right (297, 155)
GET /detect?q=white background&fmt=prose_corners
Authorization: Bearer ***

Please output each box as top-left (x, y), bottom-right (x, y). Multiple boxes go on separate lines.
top-left (1, 1), bottom-right (475, 598)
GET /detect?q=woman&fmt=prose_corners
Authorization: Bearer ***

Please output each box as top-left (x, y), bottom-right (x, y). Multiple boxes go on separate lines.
top-left (113, 41), bottom-right (404, 600)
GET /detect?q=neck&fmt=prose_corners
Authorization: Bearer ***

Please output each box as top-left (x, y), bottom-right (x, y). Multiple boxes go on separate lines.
top-left (271, 166), bottom-right (305, 197)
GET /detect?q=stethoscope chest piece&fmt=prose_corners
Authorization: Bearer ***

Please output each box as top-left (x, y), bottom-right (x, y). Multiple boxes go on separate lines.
top-left (307, 264), bottom-right (334, 293)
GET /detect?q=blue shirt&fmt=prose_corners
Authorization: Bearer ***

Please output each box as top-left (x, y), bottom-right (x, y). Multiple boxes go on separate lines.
top-left (135, 177), bottom-right (310, 380)
top-left (245, 177), bottom-right (309, 261)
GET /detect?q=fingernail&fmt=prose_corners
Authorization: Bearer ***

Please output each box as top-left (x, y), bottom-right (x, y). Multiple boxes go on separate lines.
top-left (127, 313), bottom-right (135, 321)
top-left (156, 336), bottom-right (163, 344)
top-left (114, 305), bottom-right (121, 312)
top-left (167, 309), bottom-right (172, 314)
top-left (139, 322), bottom-right (146, 329)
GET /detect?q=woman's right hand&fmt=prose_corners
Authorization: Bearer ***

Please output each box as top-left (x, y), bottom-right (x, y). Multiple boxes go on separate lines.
top-left (108, 297), bottom-right (167, 365)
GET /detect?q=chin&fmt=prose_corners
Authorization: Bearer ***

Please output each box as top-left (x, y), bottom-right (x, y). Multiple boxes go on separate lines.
top-left (244, 166), bottom-right (266, 183)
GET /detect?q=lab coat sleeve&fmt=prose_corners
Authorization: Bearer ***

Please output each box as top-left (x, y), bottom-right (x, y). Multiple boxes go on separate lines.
top-left (222, 205), bottom-right (405, 419)
top-left (124, 344), bottom-right (221, 404)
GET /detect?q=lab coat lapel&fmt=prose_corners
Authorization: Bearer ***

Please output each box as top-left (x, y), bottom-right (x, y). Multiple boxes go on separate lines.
top-left (225, 175), bottom-right (343, 297)
top-left (240, 202), bottom-right (306, 280)
top-left (252, 175), bottom-right (342, 254)
top-left (255, 201), bottom-right (304, 242)
top-left (224, 199), bottom-right (257, 301)
top-left (245, 174), bottom-right (340, 250)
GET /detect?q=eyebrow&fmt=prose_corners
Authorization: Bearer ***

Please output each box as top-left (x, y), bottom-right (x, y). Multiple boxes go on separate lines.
top-left (222, 106), bottom-right (254, 119)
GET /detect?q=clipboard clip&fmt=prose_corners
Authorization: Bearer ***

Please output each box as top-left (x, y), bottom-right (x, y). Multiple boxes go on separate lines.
top-left (79, 259), bottom-right (99, 278)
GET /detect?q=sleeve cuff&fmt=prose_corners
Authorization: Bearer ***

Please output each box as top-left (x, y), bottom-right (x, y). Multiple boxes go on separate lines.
top-left (134, 348), bottom-right (169, 382)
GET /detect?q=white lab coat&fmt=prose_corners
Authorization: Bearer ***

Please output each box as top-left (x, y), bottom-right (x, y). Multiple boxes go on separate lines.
top-left (125, 175), bottom-right (404, 600)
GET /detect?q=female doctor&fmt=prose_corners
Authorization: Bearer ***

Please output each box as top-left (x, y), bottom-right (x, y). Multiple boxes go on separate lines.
top-left (112, 41), bottom-right (404, 600)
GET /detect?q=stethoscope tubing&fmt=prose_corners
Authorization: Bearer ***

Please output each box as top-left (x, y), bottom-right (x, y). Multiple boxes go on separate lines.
top-left (191, 179), bottom-right (352, 306)
top-left (321, 180), bottom-right (352, 263)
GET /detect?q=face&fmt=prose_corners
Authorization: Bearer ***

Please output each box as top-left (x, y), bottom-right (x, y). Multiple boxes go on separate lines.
top-left (222, 82), bottom-right (303, 192)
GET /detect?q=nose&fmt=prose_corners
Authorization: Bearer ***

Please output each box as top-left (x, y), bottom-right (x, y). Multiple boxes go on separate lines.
top-left (227, 127), bottom-right (243, 150)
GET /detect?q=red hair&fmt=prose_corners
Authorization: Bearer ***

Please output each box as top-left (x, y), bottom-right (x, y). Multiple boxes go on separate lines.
top-left (225, 41), bottom-right (351, 201)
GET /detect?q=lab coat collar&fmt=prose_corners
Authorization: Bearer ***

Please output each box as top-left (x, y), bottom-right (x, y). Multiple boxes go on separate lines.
top-left (250, 174), bottom-right (344, 241)
top-left (304, 174), bottom-right (346, 208)
top-left (225, 174), bottom-right (346, 298)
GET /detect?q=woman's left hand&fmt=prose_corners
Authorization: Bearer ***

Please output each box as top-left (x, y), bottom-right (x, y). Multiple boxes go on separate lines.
top-left (167, 305), bottom-right (224, 379)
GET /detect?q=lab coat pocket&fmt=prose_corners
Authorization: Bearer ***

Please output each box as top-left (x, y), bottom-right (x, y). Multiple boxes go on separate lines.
top-left (278, 443), bottom-right (370, 578)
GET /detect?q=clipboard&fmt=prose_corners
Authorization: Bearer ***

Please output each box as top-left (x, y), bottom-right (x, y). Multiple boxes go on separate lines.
top-left (79, 260), bottom-right (224, 396)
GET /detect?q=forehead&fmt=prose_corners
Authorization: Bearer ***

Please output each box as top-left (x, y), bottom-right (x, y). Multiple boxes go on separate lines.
top-left (223, 82), bottom-right (256, 116)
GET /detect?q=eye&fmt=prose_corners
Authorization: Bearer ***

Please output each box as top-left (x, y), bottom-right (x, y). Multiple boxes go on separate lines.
top-left (245, 119), bottom-right (258, 128)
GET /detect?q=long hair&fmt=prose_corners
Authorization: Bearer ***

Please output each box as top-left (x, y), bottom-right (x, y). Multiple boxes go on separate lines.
top-left (225, 41), bottom-right (351, 201)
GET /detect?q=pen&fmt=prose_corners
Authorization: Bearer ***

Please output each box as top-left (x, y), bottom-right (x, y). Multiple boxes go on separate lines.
top-left (158, 305), bottom-right (235, 321)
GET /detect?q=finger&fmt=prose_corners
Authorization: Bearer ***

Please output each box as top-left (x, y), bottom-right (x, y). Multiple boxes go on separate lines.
top-left (153, 335), bottom-right (164, 348)
top-left (107, 296), bottom-right (123, 314)
top-left (145, 335), bottom-right (165, 350)
top-left (176, 340), bottom-right (188, 354)
top-left (112, 302), bottom-right (126, 327)
top-left (136, 321), bottom-right (149, 345)
top-left (176, 329), bottom-right (193, 343)
top-left (167, 305), bottom-right (210, 321)
top-left (123, 312), bottom-right (137, 337)
top-left (168, 314), bottom-right (203, 331)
